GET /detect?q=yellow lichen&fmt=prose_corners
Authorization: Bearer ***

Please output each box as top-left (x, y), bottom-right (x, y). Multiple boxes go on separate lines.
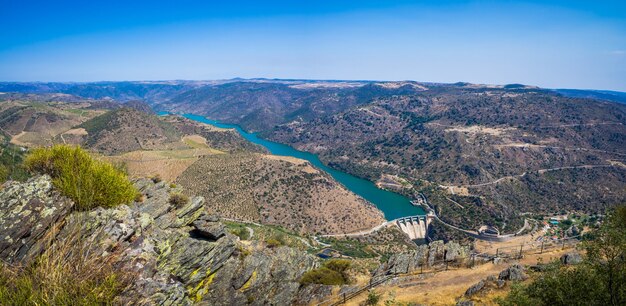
top-left (189, 269), bottom-right (217, 303)
top-left (240, 269), bottom-right (257, 292)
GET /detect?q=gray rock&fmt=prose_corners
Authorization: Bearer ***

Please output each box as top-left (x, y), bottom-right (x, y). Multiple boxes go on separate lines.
top-left (456, 300), bottom-right (474, 306)
top-left (560, 252), bottom-right (583, 265)
top-left (373, 240), bottom-right (470, 278)
top-left (465, 280), bottom-right (485, 297)
top-left (0, 176), bottom-right (321, 305)
top-left (0, 175), bottom-right (73, 263)
top-left (529, 264), bottom-right (547, 272)
top-left (496, 280), bottom-right (506, 288)
top-left (192, 214), bottom-right (226, 240)
top-left (498, 264), bottom-right (527, 281)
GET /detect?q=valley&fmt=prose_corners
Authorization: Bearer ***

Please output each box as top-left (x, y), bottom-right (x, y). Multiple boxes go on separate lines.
top-left (0, 80), bottom-right (624, 305)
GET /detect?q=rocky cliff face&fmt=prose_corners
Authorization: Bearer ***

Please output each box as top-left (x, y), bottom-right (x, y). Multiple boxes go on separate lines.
top-left (0, 176), bottom-right (327, 305)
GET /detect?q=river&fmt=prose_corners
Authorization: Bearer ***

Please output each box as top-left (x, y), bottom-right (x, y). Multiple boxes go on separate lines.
top-left (181, 113), bottom-right (425, 220)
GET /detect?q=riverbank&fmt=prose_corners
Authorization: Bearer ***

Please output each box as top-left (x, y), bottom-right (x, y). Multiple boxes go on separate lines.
top-left (180, 113), bottom-right (425, 220)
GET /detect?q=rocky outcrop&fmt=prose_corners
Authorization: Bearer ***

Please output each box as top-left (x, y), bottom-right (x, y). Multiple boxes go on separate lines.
top-left (464, 280), bottom-right (485, 297)
top-left (460, 264), bottom-right (527, 300)
top-left (560, 252), bottom-right (583, 265)
top-left (373, 241), bottom-right (470, 278)
top-left (0, 176), bottom-right (323, 305)
top-left (0, 175), bottom-right (73, 263)
top-left (498, 264), bottom-right (527, 281)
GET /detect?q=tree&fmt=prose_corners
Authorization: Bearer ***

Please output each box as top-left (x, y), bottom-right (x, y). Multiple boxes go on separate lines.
top-left (498, 205), bottom-right (626, 306)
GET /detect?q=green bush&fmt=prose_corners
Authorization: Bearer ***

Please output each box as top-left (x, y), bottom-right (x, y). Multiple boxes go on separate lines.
top-left (232, 227), bottom-right (250, 240)
top-left (365, 290), bottom-right (381, 305)
top-left (299, 267), bottom-right (345, 286)
top-left (24, 145), bottom-right (136, 210)
top-left (324, 259), bottom-right (351, 274)
top-left (0, 165), bottom-right (7, 183)
top-left (265, 238), bottom-right (283, 248)
top-left (299, 259), bottom-right (352, 286)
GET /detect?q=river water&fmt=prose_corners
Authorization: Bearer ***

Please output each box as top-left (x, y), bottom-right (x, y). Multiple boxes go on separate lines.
top-left (181, 113), bottom-right (425, 220)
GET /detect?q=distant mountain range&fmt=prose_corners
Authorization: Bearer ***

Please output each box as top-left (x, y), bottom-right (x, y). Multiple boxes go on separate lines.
top-left (2, 79), bottom-right (625, 105)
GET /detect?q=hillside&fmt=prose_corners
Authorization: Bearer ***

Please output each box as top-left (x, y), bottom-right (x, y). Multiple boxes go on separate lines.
top-left (79, 107), bottom-right (181, 154)
top-left (0, 95), bottom-right (111, 147)
top-left (176, 152), bottom-right (386, 235)
top-left (3, 80), bottom-right (625, 235)
top-left (159, 81), bottom-right (427, 131)
top-left (266, 86), bottom-right (626, 232)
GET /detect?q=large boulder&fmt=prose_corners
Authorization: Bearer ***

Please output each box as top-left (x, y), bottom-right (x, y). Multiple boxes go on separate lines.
top-left (464, 280), bottom-right (485, 297)
top-left (498, 264), bottom-right (527, 281)
top-left (192, 214), bottom-right (226, 240)
top-left (560, 252), bottom-right (583, 265)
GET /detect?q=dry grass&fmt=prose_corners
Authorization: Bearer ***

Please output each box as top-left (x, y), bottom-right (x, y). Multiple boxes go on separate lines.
top-left (0, 219), bottom-right (133, 305)
top-left (343, 248), bottom-right (574, 306)
top-left (105, 147), bottom-right (223, 182)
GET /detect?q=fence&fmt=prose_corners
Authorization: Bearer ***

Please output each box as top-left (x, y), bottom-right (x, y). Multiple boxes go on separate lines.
top-left (316, 235), bottom-right (582, 306)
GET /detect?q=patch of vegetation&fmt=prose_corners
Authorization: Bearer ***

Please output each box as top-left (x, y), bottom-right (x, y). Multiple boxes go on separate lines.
top-left (228, 224), bottom-right (251, 240)
top-left (299, 259), bottom-right (352, 286)
top-left (168, 192), bottom-right (189, 207)
top-left (0, 142), bottom-right (29, 183)
top-left (223, 221), bottom-right (311, 250)
top-left (0, 225), bottom-right (132, 305)
top-left (365, 290), bottom-right (382, 305)
top-left (498, 205), bottom-right (626, 306)
top-left (24, 145), bottom-right (136, 210)
top-left (151, 174), bottom-right (162, 183)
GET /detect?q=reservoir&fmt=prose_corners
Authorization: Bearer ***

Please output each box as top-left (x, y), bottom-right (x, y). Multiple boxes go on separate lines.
top-left (182, 113), bottom-right (425, 220)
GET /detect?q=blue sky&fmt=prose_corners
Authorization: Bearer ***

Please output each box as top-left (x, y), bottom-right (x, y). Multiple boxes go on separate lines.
top-left (1, 1), bottom-right (625, 91)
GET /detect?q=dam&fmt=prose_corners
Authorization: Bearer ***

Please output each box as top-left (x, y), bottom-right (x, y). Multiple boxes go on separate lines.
top-left (395, 212), bottom-right (435, 240)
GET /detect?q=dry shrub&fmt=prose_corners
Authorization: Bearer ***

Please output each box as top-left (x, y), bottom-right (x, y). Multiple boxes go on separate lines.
top-left (169, 192), bottom-right (189, 207)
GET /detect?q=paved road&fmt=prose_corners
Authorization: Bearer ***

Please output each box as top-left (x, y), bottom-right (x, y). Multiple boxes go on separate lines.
top-left (441, 163), bottom-right (617, 189)
top-left (319, 220), bottom-right (393, 238)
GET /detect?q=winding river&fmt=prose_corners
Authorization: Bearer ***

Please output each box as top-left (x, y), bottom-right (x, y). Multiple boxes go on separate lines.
top-left (182, 113), bottom-right (425, 220)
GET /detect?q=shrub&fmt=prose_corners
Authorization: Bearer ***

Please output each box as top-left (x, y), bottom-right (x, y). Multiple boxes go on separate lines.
top-left (232, 227), bottom-right (250, 240)
top-left (151, 174), bottom-right (162, 183)
top-left (168, 192), bottom-right (189, 207)
top-left (324, 259), bottom-right (351, 274)
top-left (24, 145), bottom-right (136, 210)
top-left (299, 259), bottom-right (352, 286)
top-left (365, 290), bottom-right (381, 306)
top-left (265, 238), bottom-right (283, 248)
top-left (0, 165), bottom-right (7, 183)
top-left (134, 192), bottom-right (144, 203)
top-left (299, 267), bottom-right (345, 285)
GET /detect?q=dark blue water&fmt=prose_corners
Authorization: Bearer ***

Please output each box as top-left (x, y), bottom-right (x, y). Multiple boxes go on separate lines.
top-left (178, 113), bottom-right (425, 220)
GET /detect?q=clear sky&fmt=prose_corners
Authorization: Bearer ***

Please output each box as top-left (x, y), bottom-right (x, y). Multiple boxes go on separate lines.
top-left (1, 0), bottom-right (625, 91)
